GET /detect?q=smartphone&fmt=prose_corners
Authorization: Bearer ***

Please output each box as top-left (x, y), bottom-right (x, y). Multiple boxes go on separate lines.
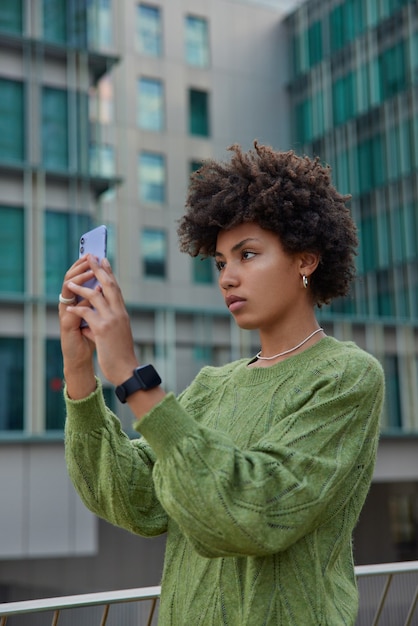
top-left (78, 224), bottom-right (108, 326)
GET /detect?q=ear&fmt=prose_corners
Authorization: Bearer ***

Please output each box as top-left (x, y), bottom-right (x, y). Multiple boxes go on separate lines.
top-left (298, 252), bottom-right (320, 278)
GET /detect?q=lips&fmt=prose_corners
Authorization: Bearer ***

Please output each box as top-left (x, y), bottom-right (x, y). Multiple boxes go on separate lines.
top-left (225, 295), bottom-right (246, 309)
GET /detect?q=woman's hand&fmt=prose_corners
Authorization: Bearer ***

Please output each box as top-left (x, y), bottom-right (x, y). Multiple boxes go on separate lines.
top-left (63, 255), bottom-right (139, 389)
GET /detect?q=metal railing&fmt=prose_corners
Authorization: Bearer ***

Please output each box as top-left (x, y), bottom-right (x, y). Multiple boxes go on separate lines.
top-left (0, 561), bottom-right (417, 625)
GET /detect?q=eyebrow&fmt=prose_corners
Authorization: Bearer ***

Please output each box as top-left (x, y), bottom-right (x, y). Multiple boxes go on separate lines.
top-left (214, 237), bottom-right (261, 258)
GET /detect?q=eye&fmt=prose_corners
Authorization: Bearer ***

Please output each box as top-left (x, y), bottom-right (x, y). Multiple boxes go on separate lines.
top-left (242, 250), bottom-right (256, 261)
top-left (215, 259), bottom-right (225, 272)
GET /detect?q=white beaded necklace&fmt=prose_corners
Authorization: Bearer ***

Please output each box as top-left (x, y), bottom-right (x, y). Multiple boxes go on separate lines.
top-left (255, 328), bottom-right (324, 360)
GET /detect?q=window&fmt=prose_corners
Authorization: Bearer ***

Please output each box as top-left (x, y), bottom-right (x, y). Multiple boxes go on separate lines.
top-left (138, 77), bottom-right (164, 131)
top-left (87, 0), bottom-right (112, 49)
top-left (137, 4), bottom-right (162, 56)
top-left (42, 87), bottom-right (68, 171)
top-left (0, 0), bottom-right (23, 33)
top-left (0, 337), bottom-right (24, 431)
top-left (44, 211), bottom-right (91, 297)
top-left (0, 206), bottom-right (24, 293)
top-left (139, 152), bottom-right (166, 203)
top-left (189, 89), bottom-right (210, 137)
top-left (193, 256), bottom-right (213, 284)
top-left (141, 228), bottom-right (166, 278)
top-left (0, 78), bottom-right (24, 163)
top-left (384, 355), bottom-right (402, 430)
top-left (43, 0), bottom-right (87, 46)
top-left (45, 339), bottom-right (65, 430)
top-left (379, 43), bottom-right (406, 101)
top-left (307, 20), bottom-right (322, 67)
top-left (185, 15), bottom-right (209, 67)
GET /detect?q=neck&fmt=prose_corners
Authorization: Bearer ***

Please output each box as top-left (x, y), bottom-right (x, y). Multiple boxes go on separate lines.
top-left (256, 320), bottom-right (324, 363)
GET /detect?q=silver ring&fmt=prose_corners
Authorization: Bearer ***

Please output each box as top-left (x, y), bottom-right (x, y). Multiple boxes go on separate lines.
top-left (59, 293), bottom-right (77, 305)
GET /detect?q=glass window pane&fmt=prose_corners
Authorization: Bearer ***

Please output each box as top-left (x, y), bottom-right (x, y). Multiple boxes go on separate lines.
top-left (42, 87), bottom-right (68, 171)
top-left (138, 78), bottom-right (164, 131)
top-left (0, 78), bottom-right (24, 162)
top-left (141, 228), bottom-right (166, 278)
top-left (189, 89), bottom-right (210, 137)
top-left (193, 256), bottom-right (213, 284)
top-left (0, 206), bottom-right (24, 293)
top-left (0, 337), bottom-right (24, 431)
top-left (137, 4), bottom-right (162, 57)
top-left (43, 0), bottom-right (66, 43)
top-left (0, 0), bottom-right (23, 33)
top-left (307, 20), bottom-right (322, 66)
top-left (185, 15), bottom-right (209, 67)
top-left (379, 42), bottom-right (406, 100)
top-left (88, 0), bottom-right (112, 49)
top-left (139, 152), bottom-right (165, 203)
top-left (44, 211), bottom-right (91, 296)
top-left (46, 339), bottom-right (65, 430)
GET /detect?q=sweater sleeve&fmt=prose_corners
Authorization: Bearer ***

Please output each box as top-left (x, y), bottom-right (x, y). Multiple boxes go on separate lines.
top-left (136, 355), bottom-right (384, 558)
top-left (64, 379), bottom-right (168, 537)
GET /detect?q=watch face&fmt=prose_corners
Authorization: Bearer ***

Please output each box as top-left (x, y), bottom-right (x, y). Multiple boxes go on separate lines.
top-left (137, 365), bottom-right (161, 388)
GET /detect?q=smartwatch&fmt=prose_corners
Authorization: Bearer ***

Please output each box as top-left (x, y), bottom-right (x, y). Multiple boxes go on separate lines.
top-left (115, 364), bottom-right (162, 403)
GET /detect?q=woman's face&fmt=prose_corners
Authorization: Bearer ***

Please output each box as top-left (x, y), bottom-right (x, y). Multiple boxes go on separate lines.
top-left (215, 222), bottom-right (313, 333)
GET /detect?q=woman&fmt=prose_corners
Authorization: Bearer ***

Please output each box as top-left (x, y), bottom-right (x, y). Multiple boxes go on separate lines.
top-left (60, 143), bottom-right (384, 625)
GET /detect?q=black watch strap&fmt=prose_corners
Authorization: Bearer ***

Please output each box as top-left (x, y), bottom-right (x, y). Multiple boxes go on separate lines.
top-left (115, 364), bottom-right (161, 403)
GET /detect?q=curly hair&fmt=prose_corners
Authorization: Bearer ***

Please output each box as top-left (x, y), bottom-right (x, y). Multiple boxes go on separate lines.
top-left (177, 142), bottom-right (358, 306)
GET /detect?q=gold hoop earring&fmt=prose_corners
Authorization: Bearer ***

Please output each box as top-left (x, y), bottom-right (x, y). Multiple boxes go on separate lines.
top-left (302, 275), bottom-right (308, 289)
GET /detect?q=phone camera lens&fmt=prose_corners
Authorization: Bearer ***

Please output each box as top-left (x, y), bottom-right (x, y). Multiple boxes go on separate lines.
top-left (80, 246), bottom-right (84, 254)
top-left (80, 237), bottom-right (85, 244)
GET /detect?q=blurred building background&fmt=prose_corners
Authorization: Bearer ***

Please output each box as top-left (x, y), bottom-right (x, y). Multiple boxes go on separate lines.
top-left (0, 0), bottom-right (418, 606)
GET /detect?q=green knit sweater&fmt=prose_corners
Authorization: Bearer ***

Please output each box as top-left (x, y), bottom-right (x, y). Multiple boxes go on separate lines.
top-left (64, 337), bottom-right (384, 625)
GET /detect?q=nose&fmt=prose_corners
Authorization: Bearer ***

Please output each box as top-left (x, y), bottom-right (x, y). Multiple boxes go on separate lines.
top-left (218, 262), bottom-right (240, 290)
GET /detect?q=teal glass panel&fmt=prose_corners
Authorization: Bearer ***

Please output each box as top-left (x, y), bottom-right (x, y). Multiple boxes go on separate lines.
top-left (45, 339), bottom-right (65, 430)
top-left (138, 78), bottom-right (164, 131)
top-left (0, 78), bottom-right (24, 163)
top-left (0, 0), bottom-right (23, 33)
top-left (377, 210), bottom-right (391, 267)
top-left (371, 135), bottom-right (385, 188)
top-left (383, 355), bottom-right (402, 430)
top-left (391, 207), bottom-right (404, 264)
top-left (307, 21), bottom-right (322, 66)
top-left (190, 160), bottom-right (203, 173)
top-left (189, 89), bottom-right (210, 137)
top-left (376, 270), bottom-right (394, 317)
top-left (44, 211), bottom-right (91, 297)
top-left (403, 203), bottom-right (417, 260)
top-left (329, 5), bottom-right (344, 52)
top-left (43, 0), bottom-right (88, 47)
top-left (0, 206), bottom-right (24, 293)
top-left (193, 257), bottom-right (213, 284)
top-left (399, 119), bottom-right (412, 176)
top-left (295, 99), bottom-right (312, 144)
top-left (42, 87), bottom-right (68, 171)
top-left (137, 4), bottom-right (162, 56)
top-left (139, 152), bottom-right (165, 203)
top-left (379, 43), bottom-right (406, 100)
top-left (141, 228), bottom-right (166, 278)
top-left (387, 126), bottom-right (401, 182)
top-left (360, 215), bottom-right (378, 272)
top-left (0, 337), bottom-right (24, 431)
top-left (312, 90), bottom-right (325, 137)
top-left (333, 73), bottom-right (356, 125)
top-left (185, 15), bottom-right (210, 67)
top-left (43, 0), bottom-right (66, 43)
top-left (334, 150), bottom-right (350, 196)
top-left (369, 57), bottom-right (382, 106)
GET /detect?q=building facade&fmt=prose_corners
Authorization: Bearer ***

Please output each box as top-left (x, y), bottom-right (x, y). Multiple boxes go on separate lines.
top-left (286, 0), bottom-right (418, 564)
